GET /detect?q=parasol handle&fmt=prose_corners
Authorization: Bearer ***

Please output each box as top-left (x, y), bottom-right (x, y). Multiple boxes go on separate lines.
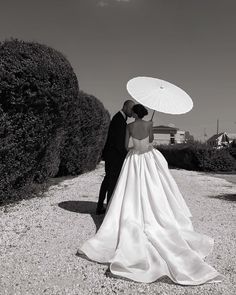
top-left (151, 110), bottom-right (155, 121)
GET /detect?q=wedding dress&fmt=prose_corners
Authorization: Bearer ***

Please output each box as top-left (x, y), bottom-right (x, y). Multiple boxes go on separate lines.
top-left (79, 136), bottom-right (223, 285)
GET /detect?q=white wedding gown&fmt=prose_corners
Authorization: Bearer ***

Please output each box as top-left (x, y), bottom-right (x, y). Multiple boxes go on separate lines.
top-left (79, 136), bottom-right (223, 285)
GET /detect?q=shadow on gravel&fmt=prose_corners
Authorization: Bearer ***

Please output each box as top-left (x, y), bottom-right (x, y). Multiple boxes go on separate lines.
top-left (208, 194), bottom-right (236, 202)
top-left (58, 200), bottom-right (104, 231)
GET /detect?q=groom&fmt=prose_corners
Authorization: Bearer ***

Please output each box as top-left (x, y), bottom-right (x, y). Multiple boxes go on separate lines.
top-left (96, 100), bottom-right (135, 214)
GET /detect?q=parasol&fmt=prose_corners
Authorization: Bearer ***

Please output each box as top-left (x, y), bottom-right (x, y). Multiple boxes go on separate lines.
top-left (127, 76), bottom-right (193, 120)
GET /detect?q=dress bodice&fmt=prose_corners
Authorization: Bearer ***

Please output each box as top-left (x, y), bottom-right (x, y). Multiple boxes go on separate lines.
top-left (131, 136), bottom-right (152, 153)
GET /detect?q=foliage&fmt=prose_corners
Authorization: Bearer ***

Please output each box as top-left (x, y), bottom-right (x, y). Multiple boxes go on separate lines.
top-left (156, 142), bottom-right (236, 172)
top-left (58, 91), bottom-right (110, 176)
top-left (0, 39), bottom-right (79, 203)
top-left (228, 145), bottom-right (236, 160)
top-left (196, 146), bottom-right (236, 172)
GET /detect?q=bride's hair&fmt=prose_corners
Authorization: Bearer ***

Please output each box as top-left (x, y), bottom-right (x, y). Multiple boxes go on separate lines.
top-left (132, 104), bottom-right (148, 119)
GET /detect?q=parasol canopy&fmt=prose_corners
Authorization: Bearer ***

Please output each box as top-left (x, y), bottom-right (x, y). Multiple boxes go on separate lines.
top-left (127, 76), bottom-right (193, 115)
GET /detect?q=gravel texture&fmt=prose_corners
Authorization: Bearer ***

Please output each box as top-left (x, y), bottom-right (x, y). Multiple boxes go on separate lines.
top-left (1, 162), bottom-right (236, 295)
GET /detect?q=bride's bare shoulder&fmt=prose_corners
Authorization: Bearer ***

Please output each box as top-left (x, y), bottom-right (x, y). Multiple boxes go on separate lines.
top-left (128, 122), bottom-right (134, 125)
top-left (145, 120), bottom-right (153, 126)
top-left (127, 122), bottom-right (135, 128)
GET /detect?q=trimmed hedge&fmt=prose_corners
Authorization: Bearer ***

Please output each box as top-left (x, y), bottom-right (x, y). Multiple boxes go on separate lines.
top-left (58, 91), bottom-right (110, 176)
top-left (196, 147), bottom-right (236, 172)
top-left (228, 146), bottom-right (236, 160)
top-left (0, 39), bottom-right (79, 203)
top-left (156, 143), bottom-right (236, 172)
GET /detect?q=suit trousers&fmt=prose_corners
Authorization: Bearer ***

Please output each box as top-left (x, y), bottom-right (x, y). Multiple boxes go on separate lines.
top-left (97, 152), bottom-right (125, 210)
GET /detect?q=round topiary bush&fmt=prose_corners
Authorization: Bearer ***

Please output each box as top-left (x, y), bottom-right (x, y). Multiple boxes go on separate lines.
top-left (58, 90), bottom-right (110, 176)
top-left (0, 39), bottom-right (79, 204)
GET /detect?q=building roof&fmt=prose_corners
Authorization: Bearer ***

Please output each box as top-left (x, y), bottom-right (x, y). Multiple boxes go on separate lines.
top-left (207, 132), bottom-right (224, 142)
top-left (207, 132), bottom-right (230, 143)
top-left (153, 125), bottom-right (179, 134)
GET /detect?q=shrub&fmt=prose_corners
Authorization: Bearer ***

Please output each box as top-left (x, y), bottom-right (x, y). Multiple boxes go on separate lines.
top-left (196, 147), bottom-right (236, 172)
top-left (228, 145), bottom-right (236, 160)
top-left (58, 91), bottom-right (110, 176)
top-left (157, 143), bottom-right (199, 170)
top-left (156, 142), bottom-right (236, 172)
top-left (0, 39), bottom-right (79, 204)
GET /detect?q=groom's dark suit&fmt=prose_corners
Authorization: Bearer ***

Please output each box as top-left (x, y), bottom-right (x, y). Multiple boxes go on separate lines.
top-left (97, 111), bottom-right (128, 212)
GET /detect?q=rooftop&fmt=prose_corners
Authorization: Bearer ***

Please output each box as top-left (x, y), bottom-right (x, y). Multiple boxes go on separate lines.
top-left (153, 125), bottom-right (179, 134)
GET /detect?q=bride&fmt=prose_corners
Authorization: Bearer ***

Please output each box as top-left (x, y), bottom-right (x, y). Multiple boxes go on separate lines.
top-left (79, 104), bottom-right (223, 285)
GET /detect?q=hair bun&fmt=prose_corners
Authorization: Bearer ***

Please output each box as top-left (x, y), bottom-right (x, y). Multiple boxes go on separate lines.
top-left (132, 104), bottom-right (148, 119)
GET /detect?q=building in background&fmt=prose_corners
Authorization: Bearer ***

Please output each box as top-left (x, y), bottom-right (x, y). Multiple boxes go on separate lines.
top-left (207, 132), bottom-right (236, 148)
top-left (207, 132), bottom-right (229, 148)
top-left (152, 125), bottom-right (189, 145)
top-left (175, 130), bottom-right (186, 144)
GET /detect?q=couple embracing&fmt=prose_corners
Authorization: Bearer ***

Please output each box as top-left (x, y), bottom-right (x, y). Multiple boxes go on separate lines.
top-left (96, 100), bottom-right (140, 214)
top-left (78, 100), bottom-right (223, 285)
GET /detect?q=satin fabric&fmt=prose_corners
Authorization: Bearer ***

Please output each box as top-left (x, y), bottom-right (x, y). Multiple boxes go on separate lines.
top-left (79, 136), bottom-right (223, 285)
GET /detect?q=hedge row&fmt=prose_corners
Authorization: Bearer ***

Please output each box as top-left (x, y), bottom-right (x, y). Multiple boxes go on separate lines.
top-left (156, 143), bottom-right (236, 172)
top-left (58, 91), bottom-right (110, 176)
top-left (0, 39), bottom-right (110, 205)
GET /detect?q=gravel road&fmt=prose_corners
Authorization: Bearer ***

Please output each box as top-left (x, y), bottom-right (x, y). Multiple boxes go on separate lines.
top-left (1, 162), bottom-right (235, 295)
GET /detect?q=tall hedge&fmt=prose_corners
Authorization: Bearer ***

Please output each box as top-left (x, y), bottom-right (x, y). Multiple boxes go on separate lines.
top-left (0, 39), bottom-right (79, 203)
top-left (58, 90), bottom-right (110, 176)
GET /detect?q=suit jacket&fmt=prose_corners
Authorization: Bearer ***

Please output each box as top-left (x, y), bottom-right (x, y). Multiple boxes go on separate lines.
top-left (102, 111), bottom-right (127, 161)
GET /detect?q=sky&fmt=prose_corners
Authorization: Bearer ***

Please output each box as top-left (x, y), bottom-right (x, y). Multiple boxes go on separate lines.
top-left (0, 0), bottom-right (236, 140)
